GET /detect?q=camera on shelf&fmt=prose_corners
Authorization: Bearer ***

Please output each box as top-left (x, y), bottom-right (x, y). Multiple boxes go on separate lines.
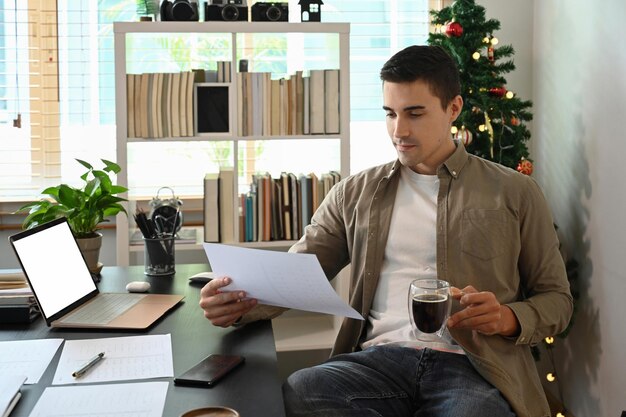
top-left (205, 0), bottom-right (248, 21)
top-left (251, 2), bottom-right (288, 22)
top-left (160, 0), bottom-right (199, 21)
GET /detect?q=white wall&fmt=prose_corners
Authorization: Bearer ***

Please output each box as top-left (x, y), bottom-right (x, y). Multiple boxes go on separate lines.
top-left (533, 1), bottom-right (626, 416)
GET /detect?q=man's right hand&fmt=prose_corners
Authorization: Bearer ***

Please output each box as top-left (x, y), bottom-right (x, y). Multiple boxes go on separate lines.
top-left (199, 276), bottom-right (258, 328)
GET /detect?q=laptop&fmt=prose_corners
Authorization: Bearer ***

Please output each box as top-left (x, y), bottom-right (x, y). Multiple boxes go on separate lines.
top-left (9, 217), bottom-right (184, 330)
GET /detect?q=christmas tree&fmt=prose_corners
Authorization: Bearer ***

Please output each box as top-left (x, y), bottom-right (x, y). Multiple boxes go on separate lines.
top-left (428, 0), bottom-right (534, 174)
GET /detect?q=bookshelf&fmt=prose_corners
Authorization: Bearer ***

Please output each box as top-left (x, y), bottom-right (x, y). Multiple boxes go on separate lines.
top-left (113, 22), bottom-right (351, 351)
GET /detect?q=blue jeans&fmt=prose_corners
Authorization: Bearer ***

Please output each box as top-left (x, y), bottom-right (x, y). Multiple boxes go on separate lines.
top-left (283, 345), bottom-right (516, 417)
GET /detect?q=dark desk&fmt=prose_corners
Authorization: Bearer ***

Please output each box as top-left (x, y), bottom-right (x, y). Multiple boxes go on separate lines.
top-left (0, 264), bottom-right (286, 417)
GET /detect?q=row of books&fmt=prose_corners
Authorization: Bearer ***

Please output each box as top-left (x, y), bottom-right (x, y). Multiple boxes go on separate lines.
top-left (0, 272), bottom-right (39, 324)
top-left (237, 69), bottom-right (340, 137)
top-left (203, 168), bottom-right (341, 243)
top-left (126, 62), bottom-right (231, 139)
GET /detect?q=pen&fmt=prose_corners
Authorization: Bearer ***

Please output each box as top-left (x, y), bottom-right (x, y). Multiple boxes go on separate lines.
top-left (72, 352), bottom-right (105, 378)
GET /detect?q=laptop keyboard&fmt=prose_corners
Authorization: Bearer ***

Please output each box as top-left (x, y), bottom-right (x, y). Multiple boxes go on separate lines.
top-left (59, 293), bottom-right (146, 325)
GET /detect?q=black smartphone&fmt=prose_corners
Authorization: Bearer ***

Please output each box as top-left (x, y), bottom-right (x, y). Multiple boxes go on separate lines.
top-left (174, 354), bottom-right (245, 387)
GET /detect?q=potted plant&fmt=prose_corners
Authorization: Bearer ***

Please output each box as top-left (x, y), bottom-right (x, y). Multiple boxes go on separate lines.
top-left (15, 159), bottom-right (128, 274)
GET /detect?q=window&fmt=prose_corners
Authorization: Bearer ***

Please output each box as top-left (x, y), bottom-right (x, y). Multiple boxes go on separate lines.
top-left (0, 0), bottom-right (433, 201)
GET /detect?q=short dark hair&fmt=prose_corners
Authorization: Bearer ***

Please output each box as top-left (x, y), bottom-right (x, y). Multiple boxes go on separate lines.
top-left (380, 45), bottom-right (461, 109)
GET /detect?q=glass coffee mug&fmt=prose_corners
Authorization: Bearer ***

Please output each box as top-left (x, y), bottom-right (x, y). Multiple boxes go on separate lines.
top-left (408, 278), bottom-right (452, 342)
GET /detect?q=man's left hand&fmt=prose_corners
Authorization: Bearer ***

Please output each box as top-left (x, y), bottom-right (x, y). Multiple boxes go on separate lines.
top-left (447, 285), bottom-right (520, 337)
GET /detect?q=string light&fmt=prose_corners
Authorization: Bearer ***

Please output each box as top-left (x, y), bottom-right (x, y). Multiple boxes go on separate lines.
top-left (546, 373), bottom-right (556, 382)
top-left (506, 91), bottom-right (515, 99)
top-left (472, 51), bottom-right (480, 60)
top-left (556, 413), bottom-right (565, 417)
top-left (451, 126), bottom-right (459, 134)
top-left (478, 124), bottom-right (486, 132)
top-left (483, 36), bottom-right (490, 43)
top-left (490, 36), bottom-right (499, 45)
top-left (545, 336), bottom-right (555, 344)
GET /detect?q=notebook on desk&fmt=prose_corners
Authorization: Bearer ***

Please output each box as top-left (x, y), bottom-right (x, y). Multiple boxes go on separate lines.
top-left (9, 217), bottom-right (184, 330)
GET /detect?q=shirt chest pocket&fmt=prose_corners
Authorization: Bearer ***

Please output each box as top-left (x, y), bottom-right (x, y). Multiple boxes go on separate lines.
top-left (461, 209), bottom-right (513, 260)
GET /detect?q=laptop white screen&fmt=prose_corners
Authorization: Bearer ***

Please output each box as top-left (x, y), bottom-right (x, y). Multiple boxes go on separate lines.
top-left (12, 220), bottom-right (97, 318)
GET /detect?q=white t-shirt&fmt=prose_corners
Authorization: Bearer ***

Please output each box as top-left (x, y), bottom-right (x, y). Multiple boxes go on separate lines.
top-left (362, 165), bottom-right (463, 354)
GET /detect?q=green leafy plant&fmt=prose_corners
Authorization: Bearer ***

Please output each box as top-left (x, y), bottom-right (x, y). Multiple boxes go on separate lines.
top-left (16, 159), bottom-right (128, 238)
top-left (136, 0), bottom-right (159, 17)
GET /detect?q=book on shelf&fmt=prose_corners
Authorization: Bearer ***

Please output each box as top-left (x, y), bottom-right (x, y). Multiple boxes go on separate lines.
top-left (270, 78), bottom-right (280, 135)
top-left (126, 74), bottom-right (136, 138)
top-left (133, 73), bottom-right (142, 137)
top-left (203, 173), bottom-right (220, 243)
top-left (280, 78), bottom-right (288, 135)
top-left (289, 172), bottom-right (300, 240)
top-left (263, 72), bottom-right (272, 136)
top-left (161, 73), bottom-right (171, 138)
top-left (324, 69), bottom-right (340, 134)
top-left (299, 174), bottom-right (313, 236)
top-left (237, 72), bottom-right (246, 136)
top-left (170, 72), bottom-right (181, 137)
top-left (246, 72), bottom-right (254, 136)
top-left (271, 178), bottom-right (284, 241)
top-left (309, 69), bottom-right (325, 134)
top-left (218, 167), bottom-right (236, 243)
top-left (179, 71), bottom-right (188, 137)
top-left (303, 75), bottom-right (310, 134)
top-left (150, 72), bottom-right (162, 138)
top-left (295, 70), bottom-right (304, 135)
top-left (186, 70), bottom-right (195, 136)
top-left (139, 72), bottom-right (150, 138)
top-left (280, 172), bottom-right (292, 241)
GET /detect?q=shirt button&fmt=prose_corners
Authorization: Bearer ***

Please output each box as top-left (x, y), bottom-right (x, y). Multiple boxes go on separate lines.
top-left (452, 170), bottom-right (457, 176)
top-left (520, 337), bottom-right (526, 342)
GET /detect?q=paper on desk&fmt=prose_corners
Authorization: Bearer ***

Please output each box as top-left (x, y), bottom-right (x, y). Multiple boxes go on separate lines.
top-left (203, 243), bottom-right (363, 320)
top-left (27, 381), bottom-right (168, 417)
top-left (52, 334), bottom-right (173, 385)
top-left (0, 375), bottom-right (26, 417)
top-left (0, 339), bottom-right (63, 384)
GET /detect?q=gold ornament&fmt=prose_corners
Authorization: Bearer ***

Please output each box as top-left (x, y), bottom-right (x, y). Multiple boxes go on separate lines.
top-left (484, 111), bottom-right (494, 158)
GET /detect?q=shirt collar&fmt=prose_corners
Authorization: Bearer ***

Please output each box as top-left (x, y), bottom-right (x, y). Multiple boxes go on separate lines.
top-left (439, 140), bottom-right (469, 179)
top-left (388, 140), bottom-right (469, 179)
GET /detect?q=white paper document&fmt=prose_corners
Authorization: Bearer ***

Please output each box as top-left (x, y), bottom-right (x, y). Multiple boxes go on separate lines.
top-left (0, 375), bottom-right (26, 417)
top-left (27, 381), bottom-right (168, 417)
top-left (0, 339), bottom-right (63, 384)
top-left (203, 243), bottom-right (363, 320)
top-left (52, 334), bottom-right (174, 385)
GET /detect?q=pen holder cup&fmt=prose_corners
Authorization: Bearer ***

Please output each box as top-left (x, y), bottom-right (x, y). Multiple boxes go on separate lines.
top-left (143, 236), bottom-right (175, 276)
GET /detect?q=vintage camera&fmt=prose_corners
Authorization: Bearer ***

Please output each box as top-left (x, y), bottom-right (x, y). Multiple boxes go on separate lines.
top-left (205, 0), bottom-right (248, 21)
top-left (160, 0), bottom-right (199, 21)
top-left (251, 2), bottom-right (288, 22)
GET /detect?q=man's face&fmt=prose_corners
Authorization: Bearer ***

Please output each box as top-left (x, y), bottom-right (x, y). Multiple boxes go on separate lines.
top-left (383, 79), bottom-right (462, 175)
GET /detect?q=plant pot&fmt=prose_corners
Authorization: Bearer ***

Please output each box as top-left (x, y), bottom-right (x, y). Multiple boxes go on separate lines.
top-left (76, 233), bottom-right (103, 275)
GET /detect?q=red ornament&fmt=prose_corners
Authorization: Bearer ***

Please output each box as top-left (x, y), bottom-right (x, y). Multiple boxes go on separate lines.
top-left (516, 158), bottom-right (533, 176)
top-left (454, 126), bottom-right (473, 146)
top-left (510, 116), bottom-right (520, 126)
top-left (489, 87), bottom-right (507, 98)
top-left (444, 22), bottom-right (464, 38)
top-left (487, 45), bottom-right (495, 62)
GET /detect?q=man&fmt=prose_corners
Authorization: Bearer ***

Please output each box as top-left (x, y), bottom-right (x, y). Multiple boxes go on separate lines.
top-left (199, 45), bottom-right (573, 417)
